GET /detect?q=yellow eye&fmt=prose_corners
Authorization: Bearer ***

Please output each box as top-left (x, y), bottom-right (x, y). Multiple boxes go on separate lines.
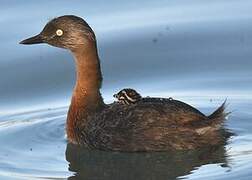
top-left (56, 29), bottom-right (63, 36)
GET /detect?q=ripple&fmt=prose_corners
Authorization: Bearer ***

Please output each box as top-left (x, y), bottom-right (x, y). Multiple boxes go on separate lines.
top-left (0, 103), bottom-right (252, 179)
top-left (0, 107), bottom-right (72, 179)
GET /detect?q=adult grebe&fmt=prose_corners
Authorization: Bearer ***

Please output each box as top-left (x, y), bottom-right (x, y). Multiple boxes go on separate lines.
top-left (20, 15), bottom-right (228, 151)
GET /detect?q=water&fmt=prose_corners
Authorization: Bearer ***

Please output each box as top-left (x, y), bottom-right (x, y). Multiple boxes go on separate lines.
top-left (1, 0), bottom-right (252, 179)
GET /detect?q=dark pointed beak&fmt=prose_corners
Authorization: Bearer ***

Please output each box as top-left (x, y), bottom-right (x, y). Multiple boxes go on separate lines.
top-left (19, 34), bottom-right (44, 45)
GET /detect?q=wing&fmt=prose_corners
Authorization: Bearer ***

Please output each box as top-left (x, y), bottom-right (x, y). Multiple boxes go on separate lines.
top-left (84, 99), bottom-right (222, 151)
top-left (97, 99), bottom-right (207, 134)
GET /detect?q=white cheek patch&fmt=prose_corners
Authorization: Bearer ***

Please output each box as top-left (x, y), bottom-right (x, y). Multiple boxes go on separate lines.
top-left (56, 29), bottom-right (64, 36)
top-left (124, 93), bottom-right (136, 102)
top-left (119, 96), bottom-right (125, 100)
top-left (125, 91), bottom-right (137, 102)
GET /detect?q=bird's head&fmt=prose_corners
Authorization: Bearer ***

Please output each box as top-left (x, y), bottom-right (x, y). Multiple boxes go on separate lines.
top-left (20, 15), bottom-right (95, 51)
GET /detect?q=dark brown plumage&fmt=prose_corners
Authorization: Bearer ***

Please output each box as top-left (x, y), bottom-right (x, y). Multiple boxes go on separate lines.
top-left (20, 15), bottom-right (230, 152)
top-left (74, 100), bottom-right (228, 151)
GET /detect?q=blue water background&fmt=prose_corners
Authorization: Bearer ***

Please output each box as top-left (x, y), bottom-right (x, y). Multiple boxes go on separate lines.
top-left (0, 0), bottom-right (252, 179)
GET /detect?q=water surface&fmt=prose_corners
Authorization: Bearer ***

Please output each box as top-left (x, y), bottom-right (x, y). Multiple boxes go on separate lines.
top-left (0, 0), bottom-right (252, 179)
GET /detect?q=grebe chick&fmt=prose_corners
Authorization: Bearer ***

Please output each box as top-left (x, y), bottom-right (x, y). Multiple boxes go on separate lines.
top-left (113, 88), bottom-right (142, 104)
top-left (20, 15), bottom-right (229, 152)
top-left (113, 88), bottom-right (174, 105)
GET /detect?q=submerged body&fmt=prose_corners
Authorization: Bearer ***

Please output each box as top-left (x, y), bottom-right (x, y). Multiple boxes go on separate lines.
top-left (20, 15), bottom-right (228, 152)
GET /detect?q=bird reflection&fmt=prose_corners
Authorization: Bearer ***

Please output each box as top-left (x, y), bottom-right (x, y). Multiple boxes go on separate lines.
top-left (65, 130), bottom-right (233, 180)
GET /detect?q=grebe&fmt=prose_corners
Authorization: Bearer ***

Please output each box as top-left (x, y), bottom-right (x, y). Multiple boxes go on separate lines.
top-left (113, 88), bottom-right (142, 104)
top-left (114, 88), bottom-right (173, 105)
top-left (20, 15), bottom-right (229, 151)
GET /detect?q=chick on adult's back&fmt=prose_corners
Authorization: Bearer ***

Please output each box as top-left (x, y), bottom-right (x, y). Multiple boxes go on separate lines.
top-left (20, 15), bottom-right (229, 152)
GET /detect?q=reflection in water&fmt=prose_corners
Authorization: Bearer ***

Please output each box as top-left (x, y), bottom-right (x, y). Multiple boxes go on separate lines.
top-left (1, 0), bottom-right (252, 179)
top-left (66, 131), bottom-right (232, 180)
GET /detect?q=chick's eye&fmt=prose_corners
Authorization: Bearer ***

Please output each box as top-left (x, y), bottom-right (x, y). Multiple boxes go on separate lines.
top-left (56, 29), bottom-right (63, 36)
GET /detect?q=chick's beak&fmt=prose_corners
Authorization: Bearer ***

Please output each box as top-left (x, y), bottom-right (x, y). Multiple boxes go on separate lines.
top-left (19, 34), bottom-right (44, 45)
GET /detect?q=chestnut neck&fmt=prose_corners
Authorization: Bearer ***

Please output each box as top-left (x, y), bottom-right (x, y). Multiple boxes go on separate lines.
top-left (66, 39), bottom-right (104, 143)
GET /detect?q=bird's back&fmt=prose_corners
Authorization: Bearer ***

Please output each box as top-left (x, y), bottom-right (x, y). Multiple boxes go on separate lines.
top-left (82, 99), bottom-right (227, 151)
